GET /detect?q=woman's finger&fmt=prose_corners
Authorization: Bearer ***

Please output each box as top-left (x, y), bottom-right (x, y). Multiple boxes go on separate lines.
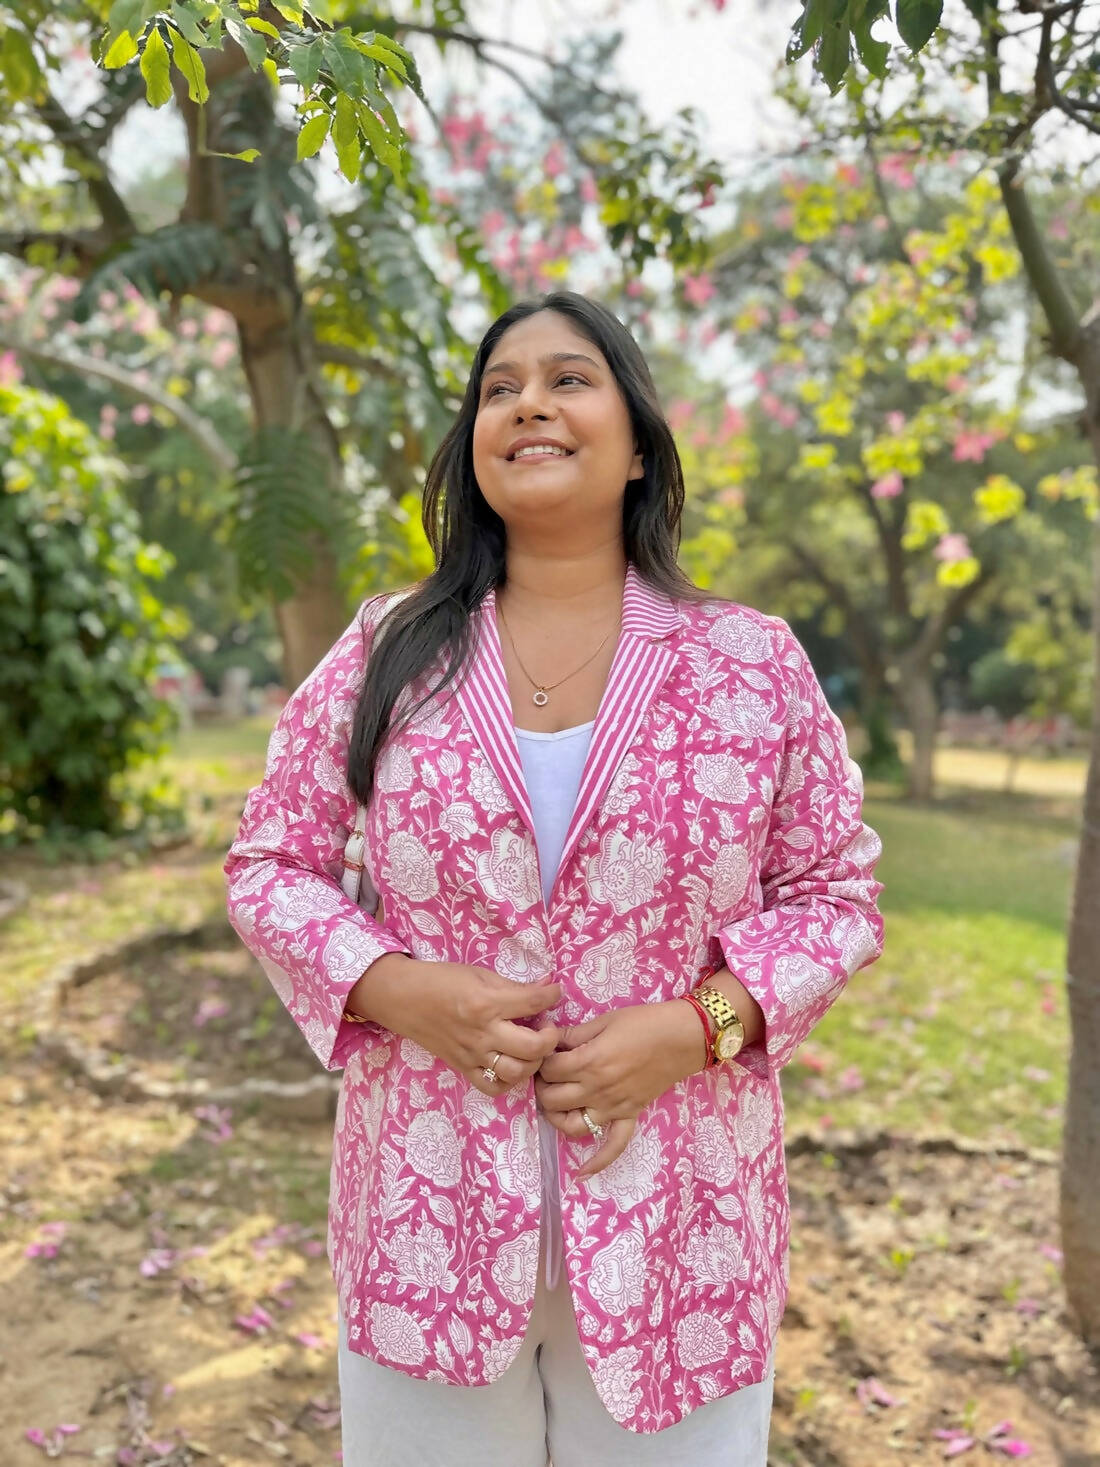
top-left (576, 1116), bottom-right (636, 1180)
top-left (534, 1079), bottom-right (590, 1114)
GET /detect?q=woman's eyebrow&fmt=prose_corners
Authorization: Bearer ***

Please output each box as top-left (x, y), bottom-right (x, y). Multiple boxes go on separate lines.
top-left (482, 351), bottom-right (602, 378)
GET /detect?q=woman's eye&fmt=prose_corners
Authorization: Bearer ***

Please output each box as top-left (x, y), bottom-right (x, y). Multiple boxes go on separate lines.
top-left (486, 374), bottom-right (586, 398)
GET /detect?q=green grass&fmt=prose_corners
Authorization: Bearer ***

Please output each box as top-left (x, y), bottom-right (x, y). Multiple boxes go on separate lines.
top-left (0, 721), bottom-right (1082, 1154)
top-left (780, 793), bottom-right (1075, 1150)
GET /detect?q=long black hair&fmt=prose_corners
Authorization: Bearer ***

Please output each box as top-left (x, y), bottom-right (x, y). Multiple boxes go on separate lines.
top-left (347, 290), bottom-right (710, 808)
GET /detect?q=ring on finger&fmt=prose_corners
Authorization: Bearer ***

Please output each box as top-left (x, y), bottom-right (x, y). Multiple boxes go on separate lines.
top-left (581, 1107), bottom-right (605, 1141)
top-left (482, 1051), bottom-right (503, 1084)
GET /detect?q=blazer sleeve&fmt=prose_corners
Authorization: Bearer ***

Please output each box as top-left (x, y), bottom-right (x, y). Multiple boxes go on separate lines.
top-left (714, 618), bottom-right (884, 1072)
top-left (223, 595), bottom-right (413, 1072)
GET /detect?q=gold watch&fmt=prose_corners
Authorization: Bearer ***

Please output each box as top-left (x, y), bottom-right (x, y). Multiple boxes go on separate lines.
top-left (692, 984), bottom-right (746, 1064)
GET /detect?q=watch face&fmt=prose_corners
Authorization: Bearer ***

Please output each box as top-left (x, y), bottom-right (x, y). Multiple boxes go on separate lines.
top-left (716, 1020), bottom-right (746, 1061)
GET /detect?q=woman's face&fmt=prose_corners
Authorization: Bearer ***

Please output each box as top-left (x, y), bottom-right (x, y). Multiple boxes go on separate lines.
top-left (471, 310), bottom-right (644, 538)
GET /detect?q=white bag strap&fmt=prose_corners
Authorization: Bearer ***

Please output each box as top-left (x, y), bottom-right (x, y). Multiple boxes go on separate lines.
top-left (341, 802), bottom-right (379, 916)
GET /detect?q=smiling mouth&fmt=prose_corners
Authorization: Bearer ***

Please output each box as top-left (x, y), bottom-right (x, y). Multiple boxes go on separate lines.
top-left (507, 449), bottom-right (576, 463)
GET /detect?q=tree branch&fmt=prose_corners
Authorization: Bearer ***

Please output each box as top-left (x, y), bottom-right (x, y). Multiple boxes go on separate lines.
top-left (783, 537), bottom-right (885, 679)
top-left (908, 563), bottom-right (995, 668)
top-left (313, 341), bottom-right (405, 384)
top-left (34, 92), bottom-right (135, 242)
top-left (0, 229), bottom-right (111, 272)
top-left (0, 334), bottom-right (237, 476)
top-left (998, 162), bottom-right (1084, 360)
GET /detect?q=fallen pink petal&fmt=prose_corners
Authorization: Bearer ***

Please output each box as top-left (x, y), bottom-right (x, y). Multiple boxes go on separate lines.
top-left (295, 1331), bottom-right (326, 1349)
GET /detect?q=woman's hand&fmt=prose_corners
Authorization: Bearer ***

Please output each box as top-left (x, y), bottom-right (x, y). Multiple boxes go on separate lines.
top-left (346, 954), bottom-right (562, 1097)
top-left (534, 1000), bottom-right (706, 1180)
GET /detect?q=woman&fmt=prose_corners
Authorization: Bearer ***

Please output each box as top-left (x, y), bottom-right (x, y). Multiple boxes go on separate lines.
top-left (224, 291), bottom-right (884, 1466)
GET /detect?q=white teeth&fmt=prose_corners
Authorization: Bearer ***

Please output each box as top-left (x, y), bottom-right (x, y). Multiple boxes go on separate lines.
top-left (512, 445), bottom-right (570, 460)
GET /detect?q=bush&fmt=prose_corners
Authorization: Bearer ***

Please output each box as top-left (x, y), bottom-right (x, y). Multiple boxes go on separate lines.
top-left (0, 384), bottom-right (184, 845)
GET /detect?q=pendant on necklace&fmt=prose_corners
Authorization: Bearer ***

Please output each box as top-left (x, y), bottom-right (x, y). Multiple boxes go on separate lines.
top-left (532, 689), bottom-right (549, 707)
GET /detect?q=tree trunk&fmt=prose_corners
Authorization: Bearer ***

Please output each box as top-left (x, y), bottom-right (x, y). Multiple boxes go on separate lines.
top-left (236, 305), bottom-right (351, 689)
top-left (1060, 316), bottom-right (1100, 1345)
top-left (895, 661), bottom-right (938, 801)
top-left (859, 685), bottom-right (904, 780)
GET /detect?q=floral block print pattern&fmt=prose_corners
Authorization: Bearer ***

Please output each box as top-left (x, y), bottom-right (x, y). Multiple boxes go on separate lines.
top-left (224, 563), bottom-right (884, 1434)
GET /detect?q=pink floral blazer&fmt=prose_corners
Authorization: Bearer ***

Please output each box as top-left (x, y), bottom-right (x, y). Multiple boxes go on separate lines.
top-left (224, 563), bottom-right (884, 1433)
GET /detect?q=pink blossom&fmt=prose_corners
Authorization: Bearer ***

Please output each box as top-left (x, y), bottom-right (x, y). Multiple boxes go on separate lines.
top-left (773, 206), bottom-right (794, 230)
top-left (810, 320), bottom-right (830, 338)
top-left (1015, 1297), bottom-right (1043, 1317)
top-left (871, 472), bottom-right (904, 500)
top-left (52, 276), bottom-right (81, 301)
top-left (1048, 216), bottom-right (1068, 241)
top-left (837, 1064), bottom-right (864, 1092)
top-left (683, 272), bottom-right (716, 307)
top-left (778, 305), bottom-right (799, 326)
top-left (0, 350), bottom-right (23, 386)
top-left (295, 1331), bottom-right (326, 1348)
top-left (479, 210), bottom-right (505, 239)
top-left (699, 321), bottom-right (718, 347)
top-left (1039, 1243), bottom-right (1063, 1265)
top-left (130, 403), bottom-right (152, 426)
top-left (720, 404), bottom-right (746, 438)
top-left (194, 994), bottom-right (229, 1026)
top-left (211, 339), bottom-right (237, 369)
top-left (194, 1103), bottom-right (233, 1143)
top-left (953, 429), bottom-right (995, 463)
top-left (580, 174), bottom-right (599, 204)
top-left (470, 140), bottom-right (493, 173)
top-left (946, 373), bottom-right (969, 393)
top-left (886, 411), bottom-right (907, 433)
top-left (835, 163), bottom-right (861, 188)
top-left (625, 279), bottom-right (645, 298)
top-left (543, 141), bottom-right (565, 178)
top-left (140, 1248), bottom-right (176, 1277)
top-left (699, 182), bottom-right (716, 208)
top-left (856, 1376), bottom-right (899, 1407)
top-left (934, 533), bottom-right (972, 564)
top-left (879, 153), bottom-right (916, 189)
top-left (100, 290), bottom-right (118, 310)
top-left (25, 1221), bottom-right (67, 1259)
top-left (235, 1305), bottom-right (276, 1333)
top-left (666, 399), bottom-right (694, 432)
top-left (788, 245), bottom-right (810, 268)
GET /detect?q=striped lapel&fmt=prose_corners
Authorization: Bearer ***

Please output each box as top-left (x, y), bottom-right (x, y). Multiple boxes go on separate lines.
top-left (451, 564), bottom-right (685, 900)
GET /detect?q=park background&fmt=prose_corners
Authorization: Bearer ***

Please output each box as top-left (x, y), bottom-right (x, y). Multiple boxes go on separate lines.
top-left (0, 1), bottom-right (1097, 1463)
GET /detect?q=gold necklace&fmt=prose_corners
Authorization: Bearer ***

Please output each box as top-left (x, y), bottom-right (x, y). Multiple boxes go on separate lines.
top-left (497, 600), bottom-right (617, 708)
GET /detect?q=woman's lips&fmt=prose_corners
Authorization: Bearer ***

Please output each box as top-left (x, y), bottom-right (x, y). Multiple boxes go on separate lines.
top-left (507, 449), bottom-right (575, 463)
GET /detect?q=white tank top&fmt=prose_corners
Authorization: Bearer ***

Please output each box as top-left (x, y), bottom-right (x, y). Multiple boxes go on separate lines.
top-left (514, 719), bottom-right (595, 1290)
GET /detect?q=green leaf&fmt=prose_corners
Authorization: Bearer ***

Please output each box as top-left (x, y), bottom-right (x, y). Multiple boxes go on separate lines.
top-left (209, 147), bottom-right (261, 162)
top-left (168, 27), bottom-right (208, 103)
top-left (103, 29), bottom-right (138, 69)
top-left (895, 0), bottom-right (943, 52)
top-left (169, 1), bottom-right (207, 47)
top-left (333, 91), bottom-right (357, 150)
top-left (223, 15), bottom-right (267, 72)
top-left (296, 110), bottom-right (330, 160)
top-left (852, 0), bottom-right (890, 76)
top-left (335, 131), bottom-right (361, 183)
top-left (323, 30), bottom-right (366, 97)
top-left (0, 25), bottom-right (45, 101)
top-left (359, 39), bottom-right (408, 83)
top-left (244, 17), bottom-right (282, 41)
top-left (817, 0), bottom-right (853, 93)
top-left (286, 37), bottom-right (321, 91)
top-left (357, 102), bottom-right (403, 180)
top-left (139, 25), bottom-right (173, 108)
top-left (786, 0), bottom-right (827, 64)
top-left (108, 0), bottom-right (145, 33)
top-left (269, 1), bottom-right (304, 21)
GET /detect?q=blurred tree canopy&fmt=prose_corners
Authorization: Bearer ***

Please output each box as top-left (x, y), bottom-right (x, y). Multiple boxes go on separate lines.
top-left (0, 0), bottom-right (721, 687)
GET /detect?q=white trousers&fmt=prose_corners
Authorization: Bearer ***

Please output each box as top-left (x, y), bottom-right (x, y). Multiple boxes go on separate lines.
top-left (338, 1233), bottom-right (774, 1467)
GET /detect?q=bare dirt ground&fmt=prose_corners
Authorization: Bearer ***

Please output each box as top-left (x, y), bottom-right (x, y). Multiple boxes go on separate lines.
top-left (2, 960), bottom-right (1098, 1467)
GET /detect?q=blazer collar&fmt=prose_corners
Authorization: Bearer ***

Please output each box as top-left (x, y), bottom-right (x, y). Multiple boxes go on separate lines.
top-left (452, 564), bottom-right (687, 905)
